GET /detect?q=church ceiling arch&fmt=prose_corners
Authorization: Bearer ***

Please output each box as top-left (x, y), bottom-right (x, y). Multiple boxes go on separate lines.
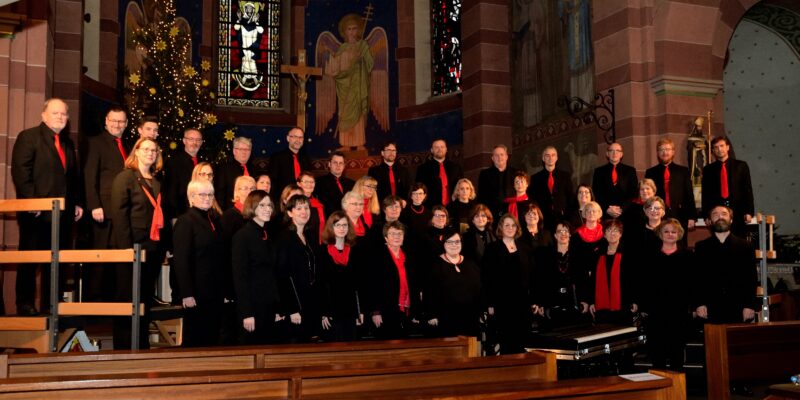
top-left (742, 3), bottom-right (800, 58)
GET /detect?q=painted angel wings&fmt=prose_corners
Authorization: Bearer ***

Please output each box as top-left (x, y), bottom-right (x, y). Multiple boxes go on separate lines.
top-left (314, 27), bottom-right (390, 136)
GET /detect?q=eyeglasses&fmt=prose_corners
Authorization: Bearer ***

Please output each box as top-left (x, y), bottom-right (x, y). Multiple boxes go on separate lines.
top-left (234, 147), bottom-right (251, 151)
top-left (387, 232), bottom-right (404, 237)
top-left (606, 229), bottom-right (621, 234)
top-left (139, 148), bottom-right (158, 154)
top-left (300, 179), bottom-right (315, 185)
top-left (198, 172), bottom-right (214, 177)
top-left (647, 206), bottom-right (664, 212)
top-left (107, 119), bottom-right (127, 125)
top-left (364, 185), bottom-right (377, 190)
top-left (184, 137), bottom-right (203, 143)
top-left (333, 223), bottom-right (349, 229)
top-left (347, 202), bottom-right (361, 207)
top-left (194, 193), bottom-right (214, 199)
top-left (556, 228), bottom-right (570, 234)
top-left (288, 135), bottom-right (304, 140)
top-left (444, 240), bottom-right (461, 245)
top-left (433, 214), bottom-right (447, 218)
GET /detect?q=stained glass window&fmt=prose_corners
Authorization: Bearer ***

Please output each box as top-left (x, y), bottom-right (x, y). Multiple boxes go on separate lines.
top-left (217, 0), bottom-right (281, 108)
top-left (431, 0), bottom-right (462, 96)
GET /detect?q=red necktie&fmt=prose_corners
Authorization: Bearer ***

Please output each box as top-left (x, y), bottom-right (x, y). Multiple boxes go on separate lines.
top-left (389, 166), bottom-right (396, 195)
top-left (292, 154), bottom-right (301, 179)
top-left (191, 156), bottom-right (198, 167)
top-left (439, 162), bottom-right (449, 205)
top-left (663, 166), bottom-right (671, 208)
top-left (115, 137), bottom-right (127, 161)
top-left (335, 177), bottom-right (343, 194)
top-left (547, 171), bottom-right (554, 194)
top-left (241, 163), bottom-right (249, 177)
top-left (611, 165), bottom-right (618, 186)
top-left (53, 134), bottom-right (66, 170)
top-left (720, 161), bottom-right (729, 199)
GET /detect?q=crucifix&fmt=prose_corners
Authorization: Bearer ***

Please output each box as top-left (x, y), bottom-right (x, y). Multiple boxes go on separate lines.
top-left (281, 49), bottom-right (322, 132)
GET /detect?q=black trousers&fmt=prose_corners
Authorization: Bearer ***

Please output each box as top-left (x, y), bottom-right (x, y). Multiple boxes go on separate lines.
top-left (112, 243), bottom-right (163, 350)
top-left (16, 212), bottom-right (72, 311)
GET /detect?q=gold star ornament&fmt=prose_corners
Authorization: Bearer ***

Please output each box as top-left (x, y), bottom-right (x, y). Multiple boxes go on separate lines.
top-left (169, 26), bottom-right (180, 37)
top-left (206, 113), bottom-right (218, 125)
top-left (155, 40), bottom-right (167, 51)
top-left (129, 72), bottom-right (141, 85)
top-left (224, 129), bottom-right (236, 141)
top-left (201, 59), bottom-right (211, 71)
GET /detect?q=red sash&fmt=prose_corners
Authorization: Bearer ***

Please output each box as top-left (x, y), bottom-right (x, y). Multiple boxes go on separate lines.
top-left (595, 253), bottom-right (622, 311)
top-left (310, 197), bottom-right (326, 243)
top-left (389, 247), bottom-right (410, 313)
top-left (504, 194), bottom-right (528, 219)
top-left (327, 244), bottom-right (350, 266)
top-left (140, 184), bottom-right (163, 242)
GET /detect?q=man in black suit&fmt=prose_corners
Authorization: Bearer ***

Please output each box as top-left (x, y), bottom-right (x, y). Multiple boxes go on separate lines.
top-left (368, 141), bottom-right (411, 203)
top-left (702, 136), bottom-right (754, 236)
top-left (592, 142), bottom-right (638, 219)
top-left (415, 139), bottom-right (463, 207)
top-left (694, 205), bottom-right (757, 324)
top-left (528, 146), bottom-right (573, 231)
top-left (315, 152), bottom-right (354, 216)
top-left (477, 144), bottom-right (516, 220)
top-left (83, 106), bottom-right (129, 301)
top-left (269, 127), bottom-right (312, 196)
top-left (645, 138), bottom-right (697, 230)
top-left (164, 128), bottom-right (204, 222)
top-left (216, 136), bottom-right (257, 210)
top-left (11, 98), bottom-right (84, 315)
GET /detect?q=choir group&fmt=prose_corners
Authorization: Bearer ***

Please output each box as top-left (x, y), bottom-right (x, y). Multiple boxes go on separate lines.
top-left (11, 100), bottom-right (758, 371)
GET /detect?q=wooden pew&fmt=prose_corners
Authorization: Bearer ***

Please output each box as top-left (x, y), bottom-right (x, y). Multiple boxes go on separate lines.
top-left (302, 369), bottom-right (686, 400)
top-left (0, 336), bottom-right (478, 378)
top-left (705, 321), bottom-right (800, 400)
top-left (0, 352), bottom-right (557, 399)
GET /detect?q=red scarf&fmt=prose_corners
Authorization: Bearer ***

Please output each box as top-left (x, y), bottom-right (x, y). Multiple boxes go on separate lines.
top-left (389, 246), bottom-right (410, 314)
top-left (362, 199), bottom-right (373, 227)
top-left (310, 197), bottom-right (326, 243)
top-left (576, 224), bottom-right (603, 243)
top-left (503, 194), bottom-right (528, 219)
top-left (595, 252), bottom-right (622, 311)
top-left (234, 201), bottom-right (244, 213)
top-left (327, 244), bottom-right (350, 266)
top-left (140, 184), bottom-right (163, 241)
top-left (353, 217), bottom-right (365, 236)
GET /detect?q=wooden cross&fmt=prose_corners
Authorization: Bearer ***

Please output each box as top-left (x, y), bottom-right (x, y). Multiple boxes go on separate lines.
top-left (280, 49), bottom-right (322, 132)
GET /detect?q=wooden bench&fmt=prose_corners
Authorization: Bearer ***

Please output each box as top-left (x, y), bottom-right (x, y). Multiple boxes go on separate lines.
top-left (0, 352), bottom-right (557, 399)
top-left (0, 336), bottom-right (479, 378)
top-left (705, 321), bottom-right (800, 400)
top-left (302, 369), bottom-right (685, 400)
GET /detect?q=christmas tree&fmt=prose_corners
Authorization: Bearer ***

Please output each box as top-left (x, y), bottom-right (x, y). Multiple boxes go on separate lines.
top-left (125, 0), bottom-right (230, 163)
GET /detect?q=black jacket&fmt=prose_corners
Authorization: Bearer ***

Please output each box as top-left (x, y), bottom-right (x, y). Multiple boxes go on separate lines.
top-left (110, 169), bottom-right (163, 249)
top-left (215, 158), bottom-right (257, 210)
top-left (232, 220), bottom-right (280, 320)
top-left (592, 162), bottom-right (638, 213)
top-left (528, 168), bottom-right (574, 229)
top-left (366, 245), bottom-right (420, 318)
top-left (415, 158), bottom-right (463, 207)
top-left (368, 162), bottom-right (412, 202)
top-left (477, 166), bottom-right (517, 219)
top-left (694, 234), bottom-right (758, 323)
top-left (314, 173), bottom-right (354, 216)
top-left (83, 130), bottom-right (126, 214)
top-left (172, 207), bottom-right (225, 303)
top-left (269, 148), bottom-right (311, 196)
top-left (163, 150), bottom-right (200, 219)
top-left (701, 159), bottom-right (754, 219)
top-left (12, 122), bottom-right (81, 212)
top-left (645, 162), bottom-right (697, 226)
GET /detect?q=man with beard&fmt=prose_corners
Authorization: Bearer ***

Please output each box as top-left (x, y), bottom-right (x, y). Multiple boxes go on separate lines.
top-left (694, 205), bottom-right (758, 324)
top-left (701, 136), bottom-right (754, 236)
top-left (368, 141), bottom-right (411, 206)
top-left (415, 139), bottom-right (463, 207)
top-left (645, 138), bottom-right (697, 231)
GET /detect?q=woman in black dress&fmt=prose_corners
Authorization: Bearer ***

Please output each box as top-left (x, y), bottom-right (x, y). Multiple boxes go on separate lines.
top-left (568, 184), bottom-right (595, 228)
top-left (219, 175), bottom-right (255, 344)
top-left (588, 219), bottom-right (639, 325)
top-left (400, 183), bottom-right (432, 237)
top-left (297, 171), bottom-right (325, 244)
top-left (461, 204), bottom-right (495, 263)
top-left (276, 194), bottom-right (320, 343)
top-left (570, 201), bottom-right (606, 289)
top-left (425, 229), bottom-right (482, 338)
top-left (317, 211), bottom-right (363, 341)
top-left (366, 221), bottom-right (419, 339)
top-left (446, 178), bottom-right (477, 232)
top-left (483, 214), bottom-right (535, 354)
top-left (520, 203), bottom-right (553, 254)
top-left (535, 221), bottom-right (591, 328)
top-left (110, 137), bottom-right (167, 349)
top-left (173, 179), bottom-right (225, 347)
top-left (640, 218), bottom-right (693, 371)
top-left (232, 190), bottom-right (279, 345)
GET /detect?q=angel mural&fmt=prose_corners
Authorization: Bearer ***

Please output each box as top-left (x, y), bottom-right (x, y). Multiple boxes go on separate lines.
top-left (315, 13), bottom-right (389, 150)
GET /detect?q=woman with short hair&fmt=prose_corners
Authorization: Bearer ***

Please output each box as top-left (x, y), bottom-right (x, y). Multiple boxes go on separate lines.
top-left (520, 202), bottom-right (553, 254)
top-left (400, 183), bottom-right (432, 237)
top-left (232, 190), bottom-right (279, 344)
top-left (173, 179), bottom-right (225, 347)
top-left (461, 204), bottom-right (496, 263)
